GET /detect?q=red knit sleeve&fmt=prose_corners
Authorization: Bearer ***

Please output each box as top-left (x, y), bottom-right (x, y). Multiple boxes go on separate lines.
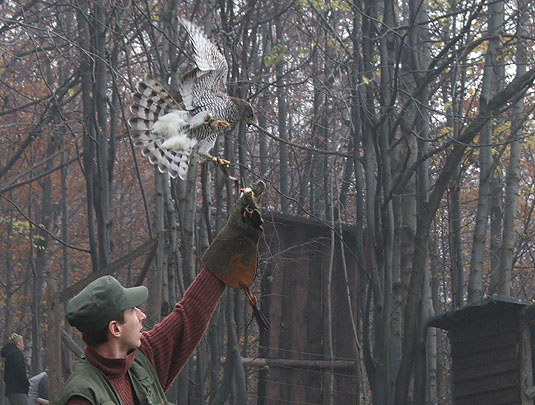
top-left (139, 267), bottom-right (225, 391)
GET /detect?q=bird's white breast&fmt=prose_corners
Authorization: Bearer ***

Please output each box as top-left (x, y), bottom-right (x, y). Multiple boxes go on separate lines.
top-left (152, 110), bottom-right (190, 138)
top-left (152, 110), bottom-right (198, 151)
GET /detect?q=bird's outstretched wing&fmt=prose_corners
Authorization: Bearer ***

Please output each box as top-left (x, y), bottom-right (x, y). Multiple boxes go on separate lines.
top-left (177, 17), bottom-right (229, 111)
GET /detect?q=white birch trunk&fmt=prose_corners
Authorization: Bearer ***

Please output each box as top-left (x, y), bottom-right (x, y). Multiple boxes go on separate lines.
top-left (467, 0), bottom-right (503, 302)
top-left (323, 176), bottom-right (335, 405)
top-left (147, 171), bottom-right (164, 326)
top-left (496, 0), bottom-right (527, 296)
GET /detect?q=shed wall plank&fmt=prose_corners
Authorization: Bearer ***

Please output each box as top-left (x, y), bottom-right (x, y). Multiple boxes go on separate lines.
top-left (454, 370), bottom-right (519, 397)
top-left (455, 386), bottom-right (520, 405)
top-left (452, 345), bottom-right (518, 371)
top-left (453, 358), bottom-right (519, 383)
top-left (451, 331), bottom-right (518, 356)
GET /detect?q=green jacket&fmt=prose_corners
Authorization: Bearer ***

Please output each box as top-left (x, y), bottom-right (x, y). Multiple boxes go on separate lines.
top-left (54, 350), bottom-right (171, 405)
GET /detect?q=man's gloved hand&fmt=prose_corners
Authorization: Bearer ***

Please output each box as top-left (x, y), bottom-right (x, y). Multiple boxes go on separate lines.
top-left (202, 181), bottom-right (265, 289)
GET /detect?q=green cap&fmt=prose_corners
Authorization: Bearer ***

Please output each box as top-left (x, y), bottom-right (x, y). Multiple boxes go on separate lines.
top-left (66, 276), bottom-right (148, 333)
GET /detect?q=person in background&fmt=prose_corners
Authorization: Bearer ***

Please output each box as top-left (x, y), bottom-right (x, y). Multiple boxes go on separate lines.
top-left (1, 333), bottom-right (30, 405)
top-left (28, 370), bottom-right (48, 404)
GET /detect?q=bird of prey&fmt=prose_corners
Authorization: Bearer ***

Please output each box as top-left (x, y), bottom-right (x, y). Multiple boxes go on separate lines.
top-left (129, 17), bottom-right (254, 180)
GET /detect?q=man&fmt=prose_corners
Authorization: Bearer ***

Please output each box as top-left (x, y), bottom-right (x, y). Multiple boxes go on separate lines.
top-left (1, 333), bottom-right (30, 405)
top-left (55, 186), bottom-right (264, 404)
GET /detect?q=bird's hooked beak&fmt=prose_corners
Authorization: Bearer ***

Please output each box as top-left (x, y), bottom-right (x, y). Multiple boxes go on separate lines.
top-left (246, 113), bottom-right (256, 127)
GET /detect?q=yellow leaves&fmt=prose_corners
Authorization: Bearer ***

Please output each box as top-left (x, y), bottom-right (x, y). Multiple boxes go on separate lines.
top-left (0, 217), bottom-right (47, 250)
top-left (299, 0), bottom-right (350, 12)
top-left (495, 121), bottom-right (511, 136)
top-left (493, 165), bottom-right (503, 180)
top-left (326, 37), bottom-right (347, 54)
top-left (473, 41), bottom-right (488, 56)
top-left (240, 334), bottom-right (259, 344)
top-left (0, 217), bottom-right (30, 236)
top-left (525, 131), bottom-right (535, 150)
top-left (362, 76), bottom-right (370, 85)
top-left (264, 44), bottom-right (288, 67)
top-left (439, 126), bottom-right (454, 137)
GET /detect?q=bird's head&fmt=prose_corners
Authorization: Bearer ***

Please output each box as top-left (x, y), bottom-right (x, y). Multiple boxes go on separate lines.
top-left (232, 97), bottom-right (255, 124)
top-left (243, 102), bottom-right (255, 124)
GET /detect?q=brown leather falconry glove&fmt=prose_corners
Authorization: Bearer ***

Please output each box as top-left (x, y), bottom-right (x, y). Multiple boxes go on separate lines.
top-left (202, 180), bottom-right (269, 330)
top-left (202, 181), bottom-right (265, 289)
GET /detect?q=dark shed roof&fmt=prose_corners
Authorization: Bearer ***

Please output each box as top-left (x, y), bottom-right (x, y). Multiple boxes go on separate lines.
top-left (428, 295), bottom-right (528, 330)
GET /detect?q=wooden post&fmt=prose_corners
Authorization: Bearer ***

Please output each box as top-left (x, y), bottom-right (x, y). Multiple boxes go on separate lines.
top-left (47, 279), bottom-right (62, 402)
top-left (520, 318), bottom-right (534, 405)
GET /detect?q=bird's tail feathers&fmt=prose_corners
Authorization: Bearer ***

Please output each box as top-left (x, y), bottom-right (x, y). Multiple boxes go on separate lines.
top-left (136, 75), bottom-right (179, 112)
top-left (129, 75), bottom-right (194, 179)
top-left (129, 75), bottom-right (180, 130)
top-left (141, 140), bottom-right (192, 180)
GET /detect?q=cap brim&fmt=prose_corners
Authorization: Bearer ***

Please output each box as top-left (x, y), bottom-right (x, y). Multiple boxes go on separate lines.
top-left (121, 286), bottom-right (148, 311)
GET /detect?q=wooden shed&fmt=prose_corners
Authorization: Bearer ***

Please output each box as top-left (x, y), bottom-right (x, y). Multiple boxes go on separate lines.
top-left (257, 212), bottom-right (360, 405)
top-left (429, 296), bottom-right (535, 404)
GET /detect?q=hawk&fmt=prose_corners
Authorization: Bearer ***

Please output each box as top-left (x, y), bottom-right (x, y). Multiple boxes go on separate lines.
top-left (129, 17), bottom-right (254, 180)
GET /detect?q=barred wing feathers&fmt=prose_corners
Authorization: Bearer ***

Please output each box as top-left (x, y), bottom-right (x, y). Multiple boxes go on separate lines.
top-left (177, 17), bottom-right (228, 111)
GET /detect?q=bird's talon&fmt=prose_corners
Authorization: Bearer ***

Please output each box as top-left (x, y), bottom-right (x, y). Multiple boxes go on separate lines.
top-left (212, 120), bottom-right (230, 129)
top-left (211, 157), bottom-right (231, 168)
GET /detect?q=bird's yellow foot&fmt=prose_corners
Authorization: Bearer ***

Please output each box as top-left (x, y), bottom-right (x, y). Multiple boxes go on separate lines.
top-left (211, 157), bottom-right (231, 168)
top-left (212, 120), bottom-right (230, 129)
top-left (202, 113), bottom-right (214, 125)
top-left (212, 157), bottom-right (237, 179)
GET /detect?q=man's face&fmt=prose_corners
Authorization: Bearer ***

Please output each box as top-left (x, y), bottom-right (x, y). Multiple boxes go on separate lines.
top-left (118, 307), bottom-right (146, 352)
top-left (16, 340), bottom-right (24, 351)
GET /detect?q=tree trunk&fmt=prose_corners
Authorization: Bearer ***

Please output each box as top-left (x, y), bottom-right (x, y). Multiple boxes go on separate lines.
top-left (3, 215), bottom-right (14, 340)
top-left (146, 171), bottom-right (165, 327)
top-left (275, 8), bottom-right (289, 214)
top-left (446, 0), bottom-right (467, 309)
top-left (31, 138), bottom-right (55, 374)
top-left (448, 172), bottom-right (464, 308)
top-left (47, 280), bottom-right (62, 402)
top-left (75, 0), bottom-right (99, 272)
top-left (322, 177), bottom-right (335, 405)
top-left (211, 290), bottom-right (246, 405)
top-left (495, 0), bottom-right (527, 296)
top-left (467, 0), bottom-right (503, 302)
top-left (75, 0), bottom-right (114, 272)
top-left (489, 171), bottom-right (503, 291)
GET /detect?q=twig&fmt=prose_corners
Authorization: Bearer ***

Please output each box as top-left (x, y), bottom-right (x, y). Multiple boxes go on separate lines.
top-left (251, 123), bottom-right (353, 159)
top-left (0, 192), bottom-right (90, 254)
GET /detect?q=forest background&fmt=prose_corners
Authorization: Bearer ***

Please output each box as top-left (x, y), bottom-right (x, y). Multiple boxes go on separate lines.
top-left (1, 0), bottom-right (535, 404)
